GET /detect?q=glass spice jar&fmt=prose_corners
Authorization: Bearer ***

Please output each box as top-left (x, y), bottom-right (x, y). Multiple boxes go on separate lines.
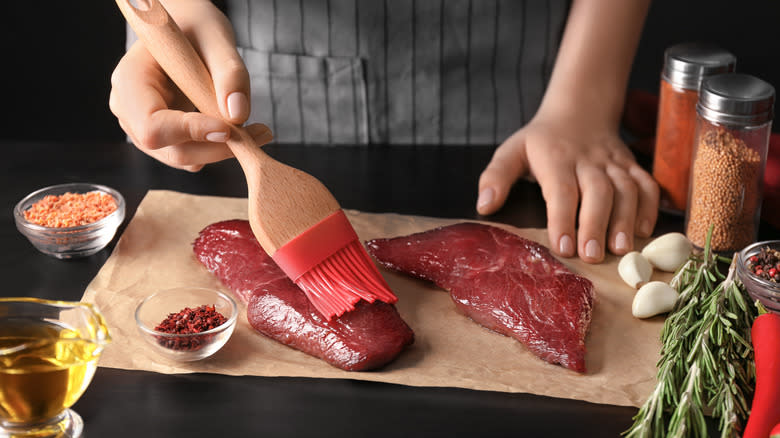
top-left (653, 43), bottom-right (736, 214)
top-left (685, 73), bottom-right (775, 253)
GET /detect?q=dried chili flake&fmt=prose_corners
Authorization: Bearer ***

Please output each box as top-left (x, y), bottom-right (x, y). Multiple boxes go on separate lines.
top-left (154, 304), bottom-right (227, 351)
top-left (745, 246), bottom-right (780, 283)
top-left (24, 191), bottom-right (118, 227)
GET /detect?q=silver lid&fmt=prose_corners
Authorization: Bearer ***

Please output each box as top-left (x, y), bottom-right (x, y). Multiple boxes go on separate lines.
top-left (697, 73), bottom-right (775, 125)
top-left (662, 43), bottom-right (736, 90)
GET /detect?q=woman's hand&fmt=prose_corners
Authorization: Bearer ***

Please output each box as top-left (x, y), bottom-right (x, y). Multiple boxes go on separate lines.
top-left (109, 0), bottom-right (271, 171)
top-left (478, 0), bottom-right (656, 263)
top-left (477, 112), bottom-right (658, 263)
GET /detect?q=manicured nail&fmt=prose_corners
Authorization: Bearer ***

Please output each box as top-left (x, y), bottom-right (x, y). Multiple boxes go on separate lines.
top-left (615, 232), bottom-right (629, 252)
top-left (559, 234), bottom-right (575, 257)
top-left (206, 131), bottom-right (228, 143)
top-left (227, 92), bottom-right (249, 121)
top-left (477, 188), bottom-right (495, 211)
top-left (585, 239), bottom-right (601, 259)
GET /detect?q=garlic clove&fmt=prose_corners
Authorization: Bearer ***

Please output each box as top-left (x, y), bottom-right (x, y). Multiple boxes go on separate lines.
top-left (618, 251), bottom-right (653, 288)
top-left (641, 232), bottom-right (693, 272)
top-left (632, 281), bottom-right (679, 319)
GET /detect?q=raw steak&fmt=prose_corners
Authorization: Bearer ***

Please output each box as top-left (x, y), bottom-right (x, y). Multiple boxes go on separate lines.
top-left (366, 222), bottom-right (593, 373)
top-left (193, 220), bottom-right (414, 371)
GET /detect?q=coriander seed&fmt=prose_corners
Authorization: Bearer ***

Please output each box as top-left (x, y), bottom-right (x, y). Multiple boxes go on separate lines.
top-left (685, 74), bottom-right (775, 253)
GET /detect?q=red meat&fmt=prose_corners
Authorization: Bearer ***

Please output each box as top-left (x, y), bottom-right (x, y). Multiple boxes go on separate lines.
top-left (193, 220), bottom-right (414, 371)
top-left (366, 222), bottom-right (593, 373)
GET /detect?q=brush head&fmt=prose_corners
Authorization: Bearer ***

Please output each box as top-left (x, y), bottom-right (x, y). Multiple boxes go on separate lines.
top-left (272, 210), bottom-right (398, 319)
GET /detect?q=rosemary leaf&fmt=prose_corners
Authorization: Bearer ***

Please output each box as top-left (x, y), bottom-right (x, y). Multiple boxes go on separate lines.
top-left (623, 226), bottom-right (757, 438)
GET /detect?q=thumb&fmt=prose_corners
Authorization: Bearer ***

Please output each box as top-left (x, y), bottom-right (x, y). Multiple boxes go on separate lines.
top-left (477, 131), bottom-right (530, 215)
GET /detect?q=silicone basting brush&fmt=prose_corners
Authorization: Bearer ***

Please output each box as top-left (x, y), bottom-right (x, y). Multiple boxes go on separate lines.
top-left (116, 0), bottom-right (397, 319)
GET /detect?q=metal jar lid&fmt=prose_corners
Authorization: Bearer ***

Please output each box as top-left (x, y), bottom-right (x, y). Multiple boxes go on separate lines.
top-left (662, 43), bottom-right (736, 90)
top-left (697, 73), bottom-right (775, 125)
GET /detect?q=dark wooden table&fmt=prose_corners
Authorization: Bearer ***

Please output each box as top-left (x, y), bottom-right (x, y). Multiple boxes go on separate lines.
top-left (3, 140), bottom-right (776, 437)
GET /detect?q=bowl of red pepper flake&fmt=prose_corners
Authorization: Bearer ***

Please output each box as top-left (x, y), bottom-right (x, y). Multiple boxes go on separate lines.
top-left (135, 287), bottom-right (238, 361)
top-left (738, 240), bottom-right (780, 314)
top-left (14, 183), bottom-right (125, 259)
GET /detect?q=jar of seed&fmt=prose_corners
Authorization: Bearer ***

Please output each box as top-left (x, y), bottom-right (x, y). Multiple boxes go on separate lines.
top-left (652, 43), bottom-right (736, 214)
top-left (685, 73), bottom-right (775, 253)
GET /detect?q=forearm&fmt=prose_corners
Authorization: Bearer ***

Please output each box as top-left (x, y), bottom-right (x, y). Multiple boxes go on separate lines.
top-left (538, 0), bottom-right (651, 129)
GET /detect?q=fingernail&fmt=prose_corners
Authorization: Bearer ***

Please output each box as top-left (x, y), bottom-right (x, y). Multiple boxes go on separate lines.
top-left (477, 188), bottom-right (495, 211)
top-left (227, 92), bottom-right (249, 121)
top-left (559, 234), bottom-right (575, 257)
top-left (585, 240), bottom-right (601, 259)
top-left (206, 131), bottom-right (228, 143)
top-left (615, 232), bottom-right (629, 252)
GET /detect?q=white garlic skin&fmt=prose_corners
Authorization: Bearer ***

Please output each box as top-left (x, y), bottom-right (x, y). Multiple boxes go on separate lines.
top-left (632, 281), bottom-right (679, 319)
top-left (618, 251), bottom-right (653, 288)
top-left (641, 232), bottom-right (693, 272)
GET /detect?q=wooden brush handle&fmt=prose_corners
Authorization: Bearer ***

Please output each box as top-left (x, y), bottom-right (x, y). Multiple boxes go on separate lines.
top-left (115, 0), bottom-right (341, 253)
top-left (117, 0), bottom-right (228, 123)
top-left (114, 0), bottom-right (268, 165)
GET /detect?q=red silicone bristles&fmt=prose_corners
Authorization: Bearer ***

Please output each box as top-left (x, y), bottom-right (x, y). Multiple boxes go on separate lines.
top-left (295, 240), bottom-right (397, 320)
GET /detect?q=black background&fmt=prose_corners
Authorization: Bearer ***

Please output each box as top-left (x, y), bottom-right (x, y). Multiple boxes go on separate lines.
top-left (2, 1), bottom-right (779, 143)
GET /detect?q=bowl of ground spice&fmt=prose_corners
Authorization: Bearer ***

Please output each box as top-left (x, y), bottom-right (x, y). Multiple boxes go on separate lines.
top-left (14, 183), bottom-right (125, 259)
top-left (737, 240), bottom-right (780, 314)
top-left (135, 287), bottom-right (238, 362)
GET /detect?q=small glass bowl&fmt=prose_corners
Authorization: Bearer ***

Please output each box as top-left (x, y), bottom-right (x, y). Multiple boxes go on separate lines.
top-left (737, 240), bottom-right (780, 314)
top-left (14, 183), bottom-right (126, 259)
top-left (135, 287), bottom-right (238, 362)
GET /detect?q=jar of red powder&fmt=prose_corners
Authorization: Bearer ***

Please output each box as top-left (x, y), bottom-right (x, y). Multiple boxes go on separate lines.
top-left (685, 73), bottom-right (775, 253)
top-left (653, 43), bottom-right (736, 214)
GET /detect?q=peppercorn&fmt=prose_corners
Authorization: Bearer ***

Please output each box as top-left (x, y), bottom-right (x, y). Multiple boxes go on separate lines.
top-left (745, 246), bottom-right (780, 283)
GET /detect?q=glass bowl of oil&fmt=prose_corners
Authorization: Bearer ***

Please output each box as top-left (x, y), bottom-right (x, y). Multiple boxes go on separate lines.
top-left (0, 297), bottom-right (110, 438)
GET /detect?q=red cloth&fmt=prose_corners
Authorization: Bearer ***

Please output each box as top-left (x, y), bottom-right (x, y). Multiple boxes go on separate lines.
top-left (623, 89), bottom-right (780, 229)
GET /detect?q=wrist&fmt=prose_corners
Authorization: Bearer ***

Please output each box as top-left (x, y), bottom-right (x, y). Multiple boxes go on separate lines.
top-left (536, 85), bottom-right (625, 132)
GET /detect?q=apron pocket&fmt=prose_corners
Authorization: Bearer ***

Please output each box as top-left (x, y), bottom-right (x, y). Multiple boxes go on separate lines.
top-left (239, 47), bottom-right (369, 145)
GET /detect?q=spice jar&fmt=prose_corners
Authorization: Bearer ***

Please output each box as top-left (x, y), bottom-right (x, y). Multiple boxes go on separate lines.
top-left (653, 43), bottom-right (736, 213)
top-left (685, 73), bottom-right (775, 253)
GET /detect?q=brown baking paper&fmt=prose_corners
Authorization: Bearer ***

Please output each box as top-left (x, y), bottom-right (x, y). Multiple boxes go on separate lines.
top-left (81, 190), bottom-right (672, 407)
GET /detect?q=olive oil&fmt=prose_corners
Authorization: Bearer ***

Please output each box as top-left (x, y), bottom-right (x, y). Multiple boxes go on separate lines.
top-left (0, 317), bottom-right (100, 425)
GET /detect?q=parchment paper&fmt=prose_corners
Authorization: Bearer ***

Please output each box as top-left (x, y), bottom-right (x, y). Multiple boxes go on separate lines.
top-left (82, 190), bottom-right (672, 407)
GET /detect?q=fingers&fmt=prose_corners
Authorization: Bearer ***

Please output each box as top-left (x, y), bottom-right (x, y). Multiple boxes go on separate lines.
top-left (539, 168), bottom-right (580, 259)
top-left (188, 8), bottom-right (251, 123)
top-left (604, 165), bottom-right (638, 256)
top-left (112, 39), bottom-right (254, 170)
top-left (629, 164), bottom-right (660, 238)
top-left (573, 165), bottom-right (614, 263)
top-left (245, 123), bottom-right (275, 146)
top-left (476, 132), bottom-right (530, 216)
top-left (528, 139), bottom-right (657, 263)
top-left (122, 122), bottom-right (272, 172)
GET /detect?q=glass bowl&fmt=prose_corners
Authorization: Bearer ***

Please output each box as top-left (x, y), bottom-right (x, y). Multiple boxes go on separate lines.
top-left (737, 240), bottom-right (780, 314)
top-left (0, 297), bottom-right (110, 437)
top-left (14, 183), bottom-right (126, 259)
top-left (135, 287), bottom-right (238, 362)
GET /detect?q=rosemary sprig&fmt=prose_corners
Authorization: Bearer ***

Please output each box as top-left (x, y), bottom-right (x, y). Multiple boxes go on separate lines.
top-left (623, 228), bottom-right (757, 438)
